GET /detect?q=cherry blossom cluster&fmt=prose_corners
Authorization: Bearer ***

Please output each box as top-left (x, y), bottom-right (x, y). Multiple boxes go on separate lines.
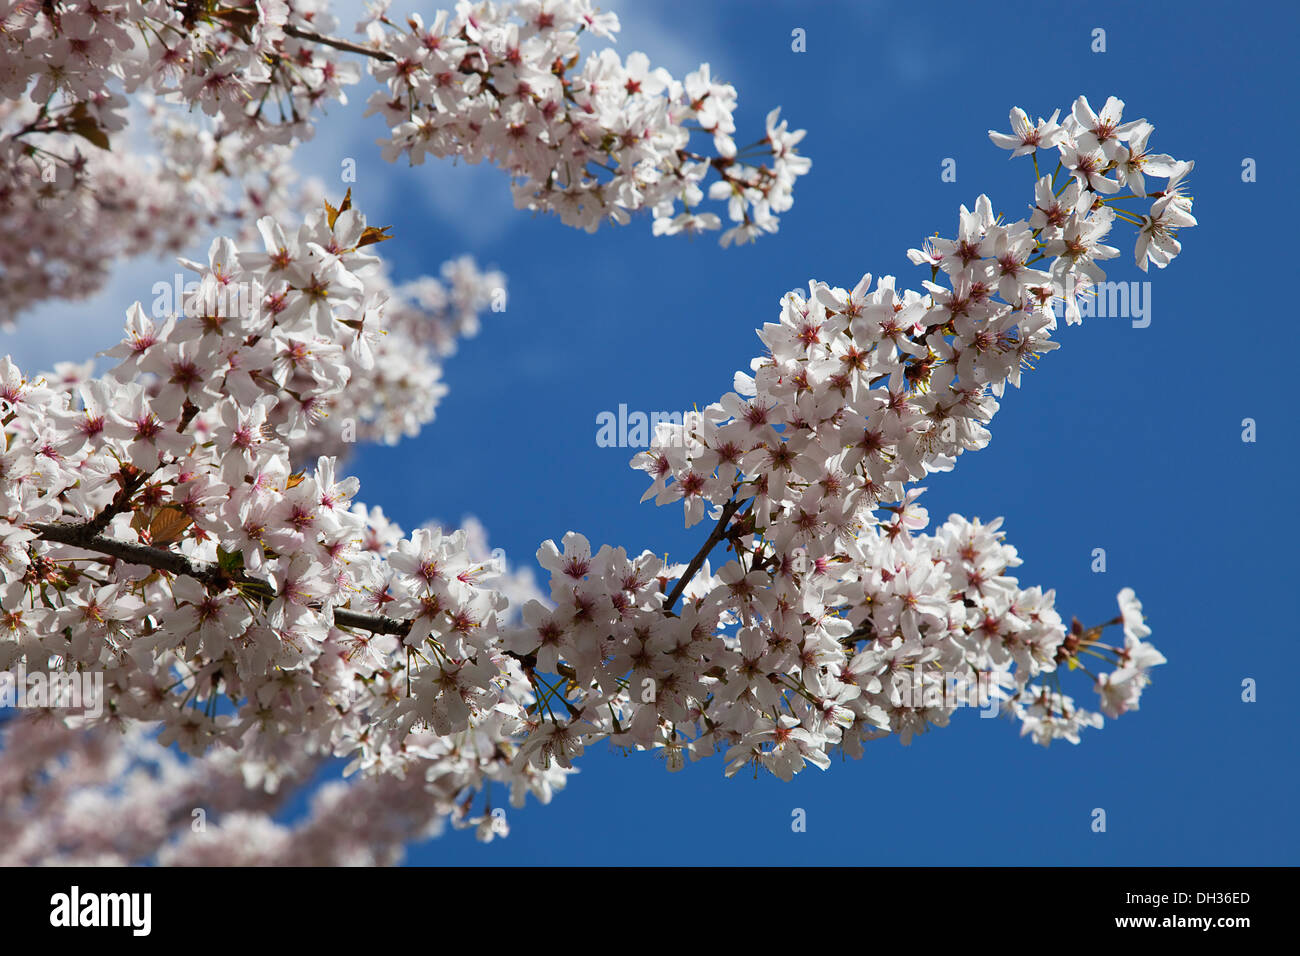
top-left (4, 74), bottom-right (503, 453)
top-left (0, 0), bottom-right (363, 176)
top-left (981, 95), bottom-right (1197, 289)
top-left (634, 98), bottom-right (1196, 543)
top-left (0, 98), bottom-right (1185, 854)
top-left (0, 98), bottom-right (224, 328)
top-left (498, 516), bottom-right (1164, 778)
top-left (27, 204), bottom-right (503, 465)
top-left (0, 0), bottom-right (808, 323)
top-left (0, 715), bottom-right (538, 863)
top-left (284, 247), bottom-right (507, 455)
top-left (0, 199), bottom-right (572, 828)
top-left (358, 0), bottom-right (810, 243)
top-left (0, 49), bottom-right (328, 325)
top-left (593, 94), bottom-right (1193, 764)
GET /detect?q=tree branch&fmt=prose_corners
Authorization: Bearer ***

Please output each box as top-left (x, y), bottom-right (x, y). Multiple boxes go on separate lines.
top-left (660, 496), bottom-right (749, 613)
top-left (334, 606), bottom-right (410, 636)
top-left (29, 490), bottom-right (758, 725)
top-left (31, 521), bottom-right (222, 584)
top-left (31, 492), bottom-right (753, 650)
top-left (282, 24), bottom-right (397, 63)
top-left (29, 521), bottom-right (409, 637)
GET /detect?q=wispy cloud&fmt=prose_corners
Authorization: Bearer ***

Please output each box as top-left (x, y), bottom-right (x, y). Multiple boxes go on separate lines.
top-left (2, 252), bottom-right (179, 373)
top-left (839, 0), bottom-right (961, 87)
top-left (602, 0), bottom-right (736, 81)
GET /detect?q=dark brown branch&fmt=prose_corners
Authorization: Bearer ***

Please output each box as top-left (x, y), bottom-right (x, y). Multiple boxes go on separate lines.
top-left (31, 522), bottom-right (222, 584)
top-left (333, 606), bottom-right (410, 636)
top-left (660, 496), bottom-right (749, 613)
top-left (28, 522), bottom-right (614, 724)
top-left (30, 522), bottom-right (405, 637)
top-left (32, 493), bottom-right (754, 655)
top-left (282, 24), bottom-right (397, 63)
top-left (86, 465), bottom-right (149, 536)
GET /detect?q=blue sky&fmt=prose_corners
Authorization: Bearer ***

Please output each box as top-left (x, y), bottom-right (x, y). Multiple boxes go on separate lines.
top-left (8, 0), bottom-right (1299, 865)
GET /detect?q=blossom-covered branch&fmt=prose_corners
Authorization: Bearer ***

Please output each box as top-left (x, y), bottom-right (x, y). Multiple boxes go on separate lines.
top-left (1, 96), bottom-right (1187, 855)
top-left (0, 714), bottom-right (532, 864)
top-left (0, 0), bottom-right (809, 324)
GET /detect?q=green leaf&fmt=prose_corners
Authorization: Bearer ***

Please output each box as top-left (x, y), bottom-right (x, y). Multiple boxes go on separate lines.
top-left (216, 546), bottom-right (245, 575)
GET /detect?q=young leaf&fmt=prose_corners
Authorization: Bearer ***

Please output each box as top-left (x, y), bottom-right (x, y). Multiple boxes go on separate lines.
top-left (149, 507), bottom-right (194, 545)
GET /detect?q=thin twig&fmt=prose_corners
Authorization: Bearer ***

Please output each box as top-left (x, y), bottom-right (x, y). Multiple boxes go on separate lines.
top-left (660, 496), bottom-right (749, 613)
top-left (282, 23), bottom-right (397, 63)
